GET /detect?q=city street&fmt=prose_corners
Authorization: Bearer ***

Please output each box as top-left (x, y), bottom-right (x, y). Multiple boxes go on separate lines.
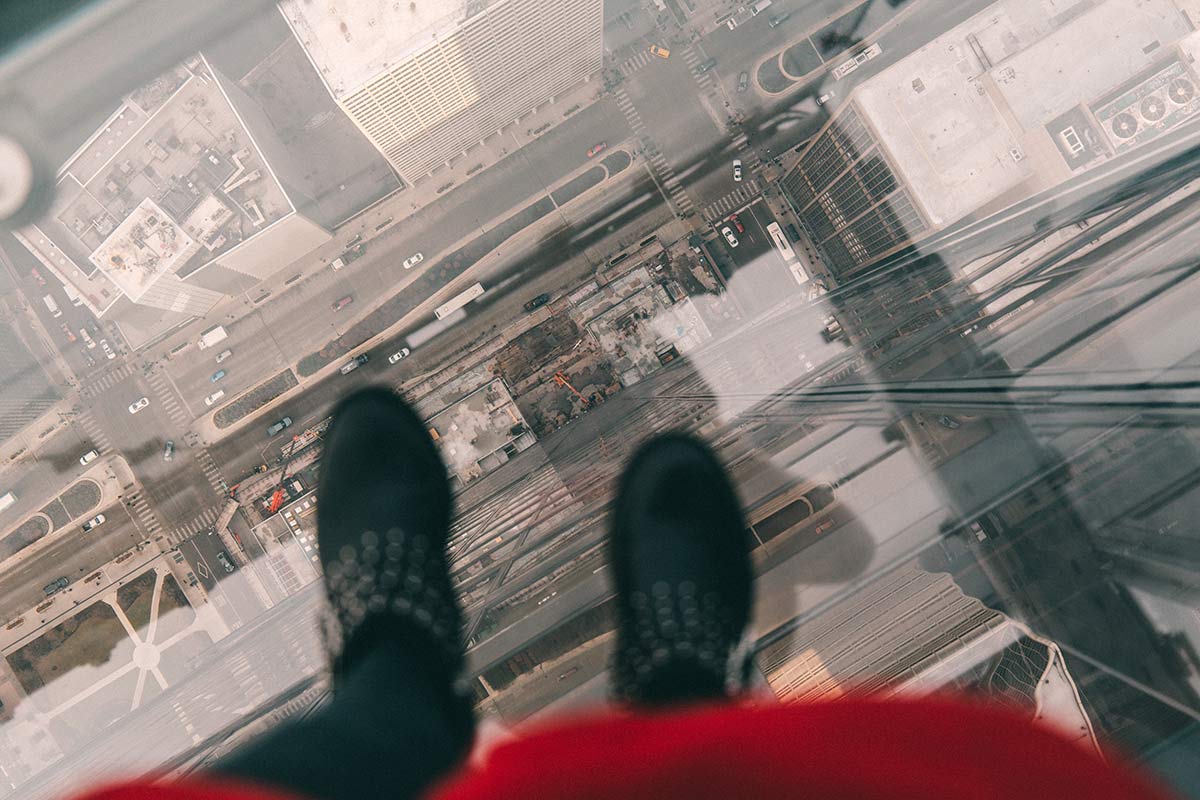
top-left (0, 500), bottom-right (145, 620)
top-left (178, 532), bottom-right (264, 630)
top-left (162, 99), bottom-right (635, 411)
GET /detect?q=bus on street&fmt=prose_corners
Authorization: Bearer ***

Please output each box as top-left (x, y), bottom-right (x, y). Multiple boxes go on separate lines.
top-left (434, 282), bottom-right (486, 320)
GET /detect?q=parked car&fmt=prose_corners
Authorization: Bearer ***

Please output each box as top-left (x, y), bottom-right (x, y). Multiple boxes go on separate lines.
top-left (79, 449), bottom-right (99, 465)
top-left (721, 226), bottom-right (740, 248)
top-left (402, 253), bottom-right (424, 270)
top-left (696, 58), bottom-right (717, 73)
top-left (60, 323), bottom-right (76, 342)
top-left (339, 354), bottom-right (369, 375)
top-left (210, 369), bottom-right (226, 383)
top-left (215, 349), bottom-right (232, 363)
top-left (737, 71), bottom-right (749, 92)
top-left (768, 12), bottom-right (791, 27)
top-left (79, 328), bottom-right (95, 348)
top-left (649, 44), bottom-right (670, 58)
top-left (267, 416), bottom-right (293, 436)
top-left (128, 396), bottom-right (149, 414)
top-left (816, 91), bottom-right (834, 106)
top-left (81, 513), bottom-right (106, 532)
top-left (733, 159), bottom-right (743, 182)
top-left (587, 142), bottom-right (607, 158)
top-left (100, 338), bottom-right (116, 360)
top-left (728, 214), bottom-right (745, 233)
top-left (43, 576), bottom-right (70, 595)
top-left (388, 347), bottom-right (412, 364)
top-left (163, 440), bottom-right (175, 462)
top-left (216, 551), bottom-right (235, 573)
top-left (523, 293), bottom-right (551, 312)
top-left (205, 389), bottom-right (226, 407)
top-left (331, 295), bottom-right (354, 311)
top-left (30, 267), bottom-right (46, 286)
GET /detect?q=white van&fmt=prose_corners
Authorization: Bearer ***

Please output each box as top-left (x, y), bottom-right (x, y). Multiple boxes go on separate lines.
top-left (205, 389), bottom-right (226, 407)
top-left (43, 295), bottom-right (61, 318)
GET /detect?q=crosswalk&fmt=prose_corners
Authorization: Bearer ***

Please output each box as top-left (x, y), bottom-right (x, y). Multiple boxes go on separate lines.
top-left (729, 131), bottom-right (765, 173)
top-left (682, 46), bottom-right (718, 93)
top-left (617, 50), bottom-right (655, 77)
top-left (614, 88), bottom-right (696, 217)
top-left (701, 180), bottom-right (762, 222)
top-left (166, 504), bottom-right (219, 545)
top-left (146, 367), bottom-right (190, 428)
top-left (79, 363), bottom-right (135, 399)
top-left (76, 407), bottom-right (114, 454)
top-left (194, 448), bottom-right (228, 496)
top-left (124, 487), bottom-right (164, 539)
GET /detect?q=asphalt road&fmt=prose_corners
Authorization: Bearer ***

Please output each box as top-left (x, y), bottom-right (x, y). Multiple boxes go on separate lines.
top-left (178, 532), bottom-right (263, 630)
top-left (79, 366), bottom-right (218, 536)
top-left (164, 98), bottom-right (634, 411)
top-left (207, 166), bottom-right (672, 484)
top-left (0, 500), bottom-right (145, 620)
top-left (0, 426), bottom-right (97, 526)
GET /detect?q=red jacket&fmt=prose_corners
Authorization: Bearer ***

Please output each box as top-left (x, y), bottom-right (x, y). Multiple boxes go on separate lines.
top-left (74, 698), bottom-right (1175, 800)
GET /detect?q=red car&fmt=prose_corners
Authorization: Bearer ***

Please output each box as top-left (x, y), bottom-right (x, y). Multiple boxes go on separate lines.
top-left (30, 268), bottom-right (46, 286)
top-left (60, 323), bottom-right (77, 342)
top-left (587, 142), bottom-right (607, 158)
top-left (728, 214), bottom-right (745, 233)
top-left (331, 295), bottom-right (354, 312)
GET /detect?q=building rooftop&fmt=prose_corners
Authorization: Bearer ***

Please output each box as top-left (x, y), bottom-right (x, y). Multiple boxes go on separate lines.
top-left (279, 0), bottom-right (484, 99)
top-left (852, 11), bottom-right (1031, 228)
top-left (851, 0), bottom-right (1197, 228)
top-left (989, 0), bottom-right (1192, 131)
top-left (20, 55), bottom-right (293, 312)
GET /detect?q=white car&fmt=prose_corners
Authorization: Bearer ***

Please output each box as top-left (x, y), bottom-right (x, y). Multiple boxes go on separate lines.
top-left (402, 253), bottom-right (424, 270)
top-left (816, 91), bottom-right (834, 106)
top-left (100, 339), bottom-right (116, 360)
top-left (79, 449), bottom-right (99, 465)
top-left (721, 226), bottom-right (739, 248)
top-left (79, 328), bottom-right (96, 349)
top-left (128, 396), bottom-right (149, 414)
top-left (215, 349), bottom-right (232, 363)
top-left (205, 389), bottom-right (226, 407)
top-left (733, 159), bottom-right (742, 182)
top-left (81, 513), bottom-right (106, 532)
top-left (388, 347), bottom-right (412, 364)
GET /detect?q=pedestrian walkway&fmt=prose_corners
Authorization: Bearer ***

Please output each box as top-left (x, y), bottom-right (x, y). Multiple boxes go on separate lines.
top-left (617, 50), bottom-right (655, 77)
top-left (167, 504), bottom-right (220, 545)
top-left (146, 367), bottom-right (190, 428)
top-left (701, 180), bottom-right (762, 222)
top-left (194, 448), bottom-right (228, 496)
top-left (124, 487), bottom-right (164, 539)
top-left (614, 87), bottom-right (696, 217)
top-left (729, 131), bottom-right (765, 174)
top-left (78, 363), bottom-right (135, 399)
top-left (76, 408), bottom-right (114, 454)
top-left (682, 45), bottom-right (718, 93)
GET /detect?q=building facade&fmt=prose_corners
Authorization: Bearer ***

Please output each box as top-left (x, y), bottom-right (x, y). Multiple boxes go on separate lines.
top-left (282, 0), bottom-right (604, 184)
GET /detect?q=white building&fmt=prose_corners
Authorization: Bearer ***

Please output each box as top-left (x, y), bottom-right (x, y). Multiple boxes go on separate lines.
top-left (281, 0), bottom-right (605, 184)
top-left (16, 54), bottom-right (331, 325)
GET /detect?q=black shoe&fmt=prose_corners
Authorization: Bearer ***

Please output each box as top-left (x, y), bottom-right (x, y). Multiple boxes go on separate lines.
top-left (609, 433), bottom-right (754, 707)
top-left (316, 387), bottom-right (464, 687)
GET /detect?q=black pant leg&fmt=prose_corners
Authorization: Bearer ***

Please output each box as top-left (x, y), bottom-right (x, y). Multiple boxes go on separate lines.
top-left (210, 637), bottom-right (475, 800)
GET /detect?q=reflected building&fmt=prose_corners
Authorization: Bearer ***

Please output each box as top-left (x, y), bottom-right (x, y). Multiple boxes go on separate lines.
top-left (281, 0), bottom-right (605, 184)
top-left (780, 0), bottom-right (1200, 279)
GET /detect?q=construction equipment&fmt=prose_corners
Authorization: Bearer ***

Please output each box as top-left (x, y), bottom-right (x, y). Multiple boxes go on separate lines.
top-left (553, 371), bottom-right (591, 407)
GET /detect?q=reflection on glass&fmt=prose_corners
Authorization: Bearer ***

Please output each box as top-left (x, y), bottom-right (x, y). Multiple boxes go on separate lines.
top-left (0, 0), bottom-right (1198, 796)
